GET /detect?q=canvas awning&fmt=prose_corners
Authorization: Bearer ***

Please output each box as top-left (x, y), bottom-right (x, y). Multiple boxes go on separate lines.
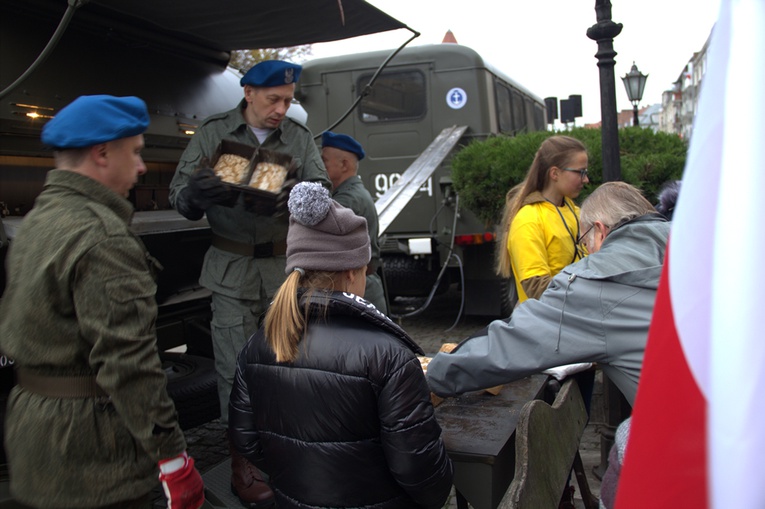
top-left (16, 0), bottom-right (411, 52)
top-left (97, 0), bottom-right (410, 50)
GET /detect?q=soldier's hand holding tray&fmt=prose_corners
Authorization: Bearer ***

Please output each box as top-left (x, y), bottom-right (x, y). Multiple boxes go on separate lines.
top-left (187, 160), bottom-right (234, 209)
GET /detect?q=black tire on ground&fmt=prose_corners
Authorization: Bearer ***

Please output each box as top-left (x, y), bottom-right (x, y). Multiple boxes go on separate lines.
top-left (383, 255), bottom-right (449, 298)
top-left (160, 352), bottom-right (219, 430)
top-left (498, 277), bottom-right (518, 318)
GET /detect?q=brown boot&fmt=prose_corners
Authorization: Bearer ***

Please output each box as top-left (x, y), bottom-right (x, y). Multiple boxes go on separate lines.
top-left (229, 435), bottom-right (275, 508)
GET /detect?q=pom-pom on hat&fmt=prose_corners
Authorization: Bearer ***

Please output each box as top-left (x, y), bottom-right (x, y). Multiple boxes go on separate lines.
top-left (321, 131), bottom-right (365, 161)
top-left (41, 95), bottom-right (149, 149)
top-left (286, 182), bottom-right (371, 274)
top-left (240, 60), bottom-right (302, 88)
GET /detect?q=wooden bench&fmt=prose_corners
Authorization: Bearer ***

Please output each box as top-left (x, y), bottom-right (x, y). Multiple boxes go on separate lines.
top-left (498, 378), bottom-right (599, 509)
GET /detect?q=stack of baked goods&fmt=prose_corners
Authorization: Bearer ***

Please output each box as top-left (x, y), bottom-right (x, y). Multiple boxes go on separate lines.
top-left (416, 355), bottom-right (432, 374)
top-left (213, 153), bottom-right (250, 184)
top-left (439, 343), bottom-right (457, 354)
top-left (424, 343), bottom-right (459, 408)
top-left (248, 162), bottom-right (288, 192)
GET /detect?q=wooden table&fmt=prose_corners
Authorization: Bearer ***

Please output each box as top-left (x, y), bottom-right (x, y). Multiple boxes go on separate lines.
top-left (434, 374), bottom-right (550, 509)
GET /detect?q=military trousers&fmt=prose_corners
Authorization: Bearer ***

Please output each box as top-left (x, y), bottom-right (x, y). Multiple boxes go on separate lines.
top-left (210, 292), bottom-right (265, 425)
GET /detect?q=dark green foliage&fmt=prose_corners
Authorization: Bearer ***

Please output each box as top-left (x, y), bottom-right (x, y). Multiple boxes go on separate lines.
top-left (451, 132), bottom-right (548, 225)
top-left (451, 127), bottom-right (688, 224)
top-left (618, 127), bottom-right (688, 202)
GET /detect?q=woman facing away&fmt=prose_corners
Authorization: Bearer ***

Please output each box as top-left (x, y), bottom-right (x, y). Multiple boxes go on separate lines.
top-left (496, 135), bottom-right (590, 304)
top-left (228, 182), bottom-right (454, 509)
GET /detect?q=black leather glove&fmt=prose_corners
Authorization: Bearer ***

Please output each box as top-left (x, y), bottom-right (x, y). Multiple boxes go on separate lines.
top-left (175, 166), bottom-right (234, 220)
top-left (187, 166), bottom-right (232, 209)
top-left (273, 178), bottom-right (297, 217)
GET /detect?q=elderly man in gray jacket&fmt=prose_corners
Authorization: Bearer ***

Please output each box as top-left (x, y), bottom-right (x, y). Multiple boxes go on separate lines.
top-left (426, 182), bottom-right (670, 406)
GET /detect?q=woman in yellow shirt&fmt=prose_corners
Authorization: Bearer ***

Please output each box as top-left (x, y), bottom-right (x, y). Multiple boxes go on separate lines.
top-left (496, 136), bottom-right (589, 303)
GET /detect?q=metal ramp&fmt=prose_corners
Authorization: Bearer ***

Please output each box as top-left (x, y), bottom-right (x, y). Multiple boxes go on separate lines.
top-left (375, 125), bottom-right (468, 235)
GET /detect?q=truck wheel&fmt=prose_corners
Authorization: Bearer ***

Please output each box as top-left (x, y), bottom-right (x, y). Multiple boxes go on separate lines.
top-left (383, 255), bottom-right (448, 298)
top-left (160, 352), bottom-right (219, 430)
top-left (498, 277), bottom-right (518, 318)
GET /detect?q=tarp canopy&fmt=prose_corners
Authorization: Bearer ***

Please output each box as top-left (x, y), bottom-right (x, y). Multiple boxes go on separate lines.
top-left (14, 0), bottom-right (411, 52)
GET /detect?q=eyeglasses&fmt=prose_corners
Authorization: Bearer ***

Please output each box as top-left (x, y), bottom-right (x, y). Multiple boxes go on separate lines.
top-left (562, 167), bottom-right (589, 179)
top-left (577, 224), bottom-right (593, 247)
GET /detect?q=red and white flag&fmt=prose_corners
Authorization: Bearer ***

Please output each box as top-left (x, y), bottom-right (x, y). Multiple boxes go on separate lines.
top-left (616, 0), bottom-right (765, 507)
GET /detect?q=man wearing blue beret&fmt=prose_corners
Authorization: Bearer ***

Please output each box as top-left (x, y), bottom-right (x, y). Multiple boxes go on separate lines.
top-left (169, 60), bottom-right (330, 507)
top-left (321, 131), bottom-right (387, 314)
top-left (0, 95), bottom-right (205, 509)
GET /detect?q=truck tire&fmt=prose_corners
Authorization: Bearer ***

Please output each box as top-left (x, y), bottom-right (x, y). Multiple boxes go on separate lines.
top-left (498, 277), bottom-right (518, 318)
top-left (160, 352), bottom-right (219, 430)
top-left (383, 255), bottom-right (448, 298)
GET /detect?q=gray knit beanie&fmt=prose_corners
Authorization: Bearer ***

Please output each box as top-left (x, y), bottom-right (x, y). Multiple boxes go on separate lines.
top-left (285, 182), bottom-right (371, 274)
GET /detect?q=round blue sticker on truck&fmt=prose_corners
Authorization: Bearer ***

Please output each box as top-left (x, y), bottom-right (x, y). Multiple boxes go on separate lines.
top-left (446, 87), bottom-right (467, 109)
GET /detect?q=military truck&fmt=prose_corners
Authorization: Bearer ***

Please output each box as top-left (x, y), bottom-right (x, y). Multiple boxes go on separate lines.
top-left (0, 0), bottom-right (410, 504)
top-left (296, 44), bottom-right (547, 318)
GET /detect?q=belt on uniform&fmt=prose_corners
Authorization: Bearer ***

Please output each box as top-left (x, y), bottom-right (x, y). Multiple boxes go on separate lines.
top-left (16, 368), bottom-right (108, 398)
top-left (211, 234), bottom-right (287, 258)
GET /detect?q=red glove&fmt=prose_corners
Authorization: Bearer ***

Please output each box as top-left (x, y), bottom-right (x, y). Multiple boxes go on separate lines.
top-left (158, 452), bottom-right (205, 509)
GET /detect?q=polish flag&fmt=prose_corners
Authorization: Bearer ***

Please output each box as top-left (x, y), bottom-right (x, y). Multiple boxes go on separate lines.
top-left (616, 0), bottom-right (765, 507)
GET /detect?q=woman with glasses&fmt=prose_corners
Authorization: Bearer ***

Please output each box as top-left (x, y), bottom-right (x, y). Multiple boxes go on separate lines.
top-left (495, 135), bottom-right (590, 305)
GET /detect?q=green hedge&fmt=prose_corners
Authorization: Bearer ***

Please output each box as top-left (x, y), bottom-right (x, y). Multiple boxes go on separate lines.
top-left (451, 127), bottom-right (688, 224)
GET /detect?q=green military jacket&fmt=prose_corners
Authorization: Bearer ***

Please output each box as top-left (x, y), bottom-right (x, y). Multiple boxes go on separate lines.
top-left (332, 175), bottom-right (380, 264)
top-left (169, 100), bottom-right (330, 299)
top-left (332, 175), bottom-right (388, 313)
top-left (0, 170), bottom-right (186, 508)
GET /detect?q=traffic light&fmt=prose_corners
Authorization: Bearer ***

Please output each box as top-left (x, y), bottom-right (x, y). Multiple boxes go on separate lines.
top-left (560, 99), bottom-right (575, 123)
top-left (544, 97), bottom-right (558, 125)
top-left (560, 95), bottom-right (583, 124)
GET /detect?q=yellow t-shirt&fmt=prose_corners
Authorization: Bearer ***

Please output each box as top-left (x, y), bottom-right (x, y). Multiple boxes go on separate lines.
top-left (508, 195), bottom-right (582, 303)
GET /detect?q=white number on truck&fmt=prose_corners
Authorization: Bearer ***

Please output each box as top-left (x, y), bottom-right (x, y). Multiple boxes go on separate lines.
top-left (373, 174), bottom-right (433, 199)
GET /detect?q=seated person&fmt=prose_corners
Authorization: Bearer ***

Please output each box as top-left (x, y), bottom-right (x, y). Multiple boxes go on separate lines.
top-left (228, 182), bottom-right (453, 509)
top-left (599, 417), bottom-right (632, 509)
top-left (427, 182), bottom-right (670, 406)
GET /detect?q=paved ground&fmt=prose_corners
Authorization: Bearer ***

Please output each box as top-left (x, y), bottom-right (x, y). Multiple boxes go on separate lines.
top-left (180, 285), bottom-right (607, 508)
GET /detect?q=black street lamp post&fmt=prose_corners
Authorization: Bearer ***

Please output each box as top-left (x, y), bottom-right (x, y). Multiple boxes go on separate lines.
top-left (587, 0), bottom-right (631, 482)
top-left (587, 0), bottom-right (623, 182)
top-left (622, 62), bottom-right (649, 126)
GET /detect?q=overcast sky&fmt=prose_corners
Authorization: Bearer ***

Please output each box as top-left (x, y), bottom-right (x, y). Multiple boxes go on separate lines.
top-left (309, 0), bottom-right (721, 126)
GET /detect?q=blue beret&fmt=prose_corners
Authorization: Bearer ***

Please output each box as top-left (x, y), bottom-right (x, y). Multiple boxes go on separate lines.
top-left (42, 95), bottom-right (149, 149)
top-left (240, 60), bottom-right (302, 87)
top-left (321, 131), bottom-right (365, 161)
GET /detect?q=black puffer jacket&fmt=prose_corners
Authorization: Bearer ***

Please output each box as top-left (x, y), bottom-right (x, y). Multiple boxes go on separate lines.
top-left (229, 291), bottom-right (453, 509)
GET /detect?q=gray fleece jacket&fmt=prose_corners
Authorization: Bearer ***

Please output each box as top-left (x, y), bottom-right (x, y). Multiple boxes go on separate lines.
top-left (426, 214), bottom-right (670, 406)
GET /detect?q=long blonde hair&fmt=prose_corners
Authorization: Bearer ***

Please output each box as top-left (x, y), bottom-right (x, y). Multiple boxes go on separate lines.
top-left (494, 135), bottom-right (587, 278)
top-left (264, 269), bottom-right (339, 363)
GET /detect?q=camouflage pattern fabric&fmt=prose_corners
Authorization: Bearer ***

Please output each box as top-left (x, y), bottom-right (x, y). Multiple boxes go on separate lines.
top-left (0, 170), bottom-right (186, 508)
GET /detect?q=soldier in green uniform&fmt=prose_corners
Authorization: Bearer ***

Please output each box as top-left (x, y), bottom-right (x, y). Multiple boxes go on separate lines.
top-left (169, 60), bottom-right (330, 507)
top-left (0, 95), bottom-right (204, 509)
top-left (321, 131), bottom-right (388, 314)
